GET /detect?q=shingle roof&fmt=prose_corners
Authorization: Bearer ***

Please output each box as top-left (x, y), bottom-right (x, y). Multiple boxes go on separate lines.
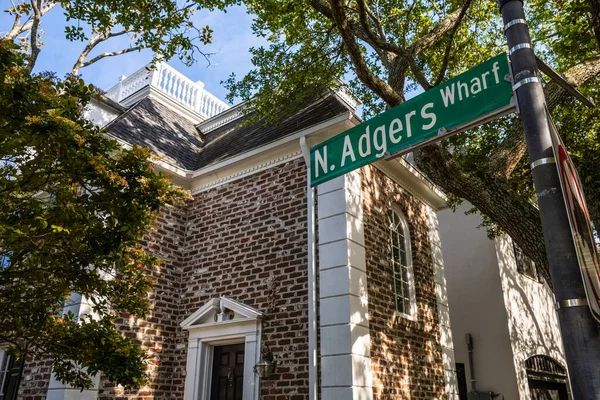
top-left (106, 97), bottom-right (202, 170)
top-left (104, 93), bottom-right (351, 171)
top-left (93, 91), bottom-right (128, 113)
top-left (194, 94), bottom-right (349, 170)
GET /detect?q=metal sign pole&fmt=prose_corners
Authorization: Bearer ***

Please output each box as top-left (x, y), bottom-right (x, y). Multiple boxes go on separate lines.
top-left (498, 0), bottom-right (600, 397)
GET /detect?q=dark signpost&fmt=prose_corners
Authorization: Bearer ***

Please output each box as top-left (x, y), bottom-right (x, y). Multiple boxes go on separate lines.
top-left (308, 0), bottom-right (600, 396)
top-left (498, 0), bottom-right (600, 397)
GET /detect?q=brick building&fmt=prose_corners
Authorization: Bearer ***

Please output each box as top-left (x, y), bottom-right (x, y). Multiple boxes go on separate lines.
top-left (2, 61), bottom-right (459, 400)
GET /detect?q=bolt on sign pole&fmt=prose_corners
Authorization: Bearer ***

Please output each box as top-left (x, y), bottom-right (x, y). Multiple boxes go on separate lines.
top-left (498, 0), bottom-right (600, 397)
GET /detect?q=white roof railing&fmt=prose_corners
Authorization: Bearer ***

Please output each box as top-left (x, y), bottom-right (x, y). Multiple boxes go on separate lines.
top-left (105, 62), bottom-right (229, 120)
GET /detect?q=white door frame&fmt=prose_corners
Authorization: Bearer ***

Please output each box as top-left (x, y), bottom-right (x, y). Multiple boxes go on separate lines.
top-left (181, 297), bottom-right (263, 400)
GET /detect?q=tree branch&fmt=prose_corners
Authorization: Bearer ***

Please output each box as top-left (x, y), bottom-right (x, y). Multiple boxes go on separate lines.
top-left (5, 1), bottom-right (58, 41)
top-left (327, 0), bottom-right (403, 106)
top-left (26, 0), bottom-right (42, 72)
top-left (413, 57), bottom-right (600, 285)
top-left (6, 11), bottom-right (23, 40)
top-left (409, 60), bottom-right (432, 90)
top-left (310, 0), bottom-right (395, 70)
top-left (433, 0), bottom-right (474, 86)
top-left (364, 1), bottom-right (386, 40)
top-left (355, 0), bottom-right (403, 56)
top-left (356, 0), bottom-right (433, 89)
top-left (413, 144), bottom-right (551, 283)
top-left (80, 45), bottom-right (145, 69)
top-left (487, 56), bottom-right (600, 178)
top-left (355, 1), bottom-right (393, 68)
top-left (70, 29), bottom-right (134, 76)
top-left (562, 55), bottom-right (600, 86)
top-left (387, 57), bottom-right (408, 98)
top-left (401, 6), bottom-right (470, 90)
top-left (308, 0), bottom-right (428, 94)
top-left (409, 8), bottom-right (463, 55)
top-left (587, 0), bottom-right (600, 47)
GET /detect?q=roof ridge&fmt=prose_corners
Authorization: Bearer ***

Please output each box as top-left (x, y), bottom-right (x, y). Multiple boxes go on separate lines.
top-left (196, 102), bottom-right (247, 134)
top-left (102, 98), bottom-right (146, 131)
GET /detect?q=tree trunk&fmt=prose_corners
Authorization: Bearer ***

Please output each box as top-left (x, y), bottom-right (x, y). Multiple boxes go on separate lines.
top-left (413, 145), bottom-right (551, 283)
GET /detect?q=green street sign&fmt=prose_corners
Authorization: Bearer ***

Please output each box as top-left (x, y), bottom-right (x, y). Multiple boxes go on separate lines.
top-left (310, 53), bottom-right (514, 187)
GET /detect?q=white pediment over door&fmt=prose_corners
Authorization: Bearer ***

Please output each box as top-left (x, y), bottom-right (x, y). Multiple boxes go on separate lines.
top-left (181, 297), bottom-right (264, 400)
top-left (180, 296), bottom-right (264, 331)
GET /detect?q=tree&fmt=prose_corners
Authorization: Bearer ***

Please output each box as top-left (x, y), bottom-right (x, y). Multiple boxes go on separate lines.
top-left (225, 0), bottom-right (600, 280)
top-left (0, 39), bottom-right (189, 389)
top-left (2, 0), bottom-right (231, 75)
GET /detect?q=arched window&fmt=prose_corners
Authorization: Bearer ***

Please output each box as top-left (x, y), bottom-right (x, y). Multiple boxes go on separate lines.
top-left (525, 355), bottom-right (569, 398)
top-left (387, 208), bottom-right (416, 318)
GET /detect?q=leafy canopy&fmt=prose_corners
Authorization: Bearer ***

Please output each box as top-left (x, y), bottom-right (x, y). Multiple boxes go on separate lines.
top-left (225, 0), bottom-right (600, 275)
top-left (4, 0), bottom-right (237, 74)
top-left (0, 39), bottom-right (189, 389)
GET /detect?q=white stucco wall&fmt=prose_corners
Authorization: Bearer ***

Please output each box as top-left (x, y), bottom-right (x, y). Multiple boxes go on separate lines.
top-left (428, 207), bottom-right (460, 400)
top-left (439, 203), bottom-right (566, 399)
top-left (439, 204), bottom-right (519, 399)
top-left (317, 171), bottom-right (374, 400)
top-left (46, 294), bottom-right (100, 400)
top-left (494, 236), bottom-right (566, 398)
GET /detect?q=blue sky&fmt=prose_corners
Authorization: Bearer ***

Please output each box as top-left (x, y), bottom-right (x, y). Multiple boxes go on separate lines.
top-left (0, 3), bottom-right (266, 104)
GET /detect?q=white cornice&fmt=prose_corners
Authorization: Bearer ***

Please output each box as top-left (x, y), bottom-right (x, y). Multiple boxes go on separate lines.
top-left (180, 298), bottom-right (220, 329)
top-left (196, 103), bottom-right (247, 134)
top-left (153, 158), bottom-right (192, 178)
top-left (105, 111), bottom-right (353, 193)
top-left (192, 151), bottom-right (302, 194)
top-left (200, 110), bottom-right (244, 134)
top-left (397, 157), bottom-right (447, 201)
top-left (181, 297), bottom-right (263, 330)
top-left (333, 84), bottom-right (361, 111)
top-left (106, 106), bottom-right (445, 210)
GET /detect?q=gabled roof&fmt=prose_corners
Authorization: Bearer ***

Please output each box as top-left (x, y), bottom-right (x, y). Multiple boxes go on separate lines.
top-left (104, 93), bottom-right (352, 172)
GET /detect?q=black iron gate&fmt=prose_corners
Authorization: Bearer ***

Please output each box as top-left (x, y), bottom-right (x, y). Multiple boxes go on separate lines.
top-left (525, 355), bottom-right (569, 400)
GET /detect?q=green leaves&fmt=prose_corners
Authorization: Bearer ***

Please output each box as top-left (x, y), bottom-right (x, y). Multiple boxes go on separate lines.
top-left (46, 315), bottom-right (148, 390)
top-left (224, 0), bottom-right (346, 122)
top-left (59, 0), bottom-right (239, 68)
top-left (228, 0), bottom-right (600, 270)
top-left (0, 39), bottom-right (188, 390)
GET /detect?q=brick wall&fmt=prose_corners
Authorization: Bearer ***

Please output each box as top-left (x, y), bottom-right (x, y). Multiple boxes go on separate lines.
top-left (19, 359), bottom-right (53, 399)
top-left (99, 204), bottom-right (188, 400)
top-left (173, 158), bottom-right (310, 400)
top-left (18, 158), bottom-right (447, 400)
top-left (17, 159), bottom-right (311, 400)
top-left (361, 165), bottom-right (446, 400)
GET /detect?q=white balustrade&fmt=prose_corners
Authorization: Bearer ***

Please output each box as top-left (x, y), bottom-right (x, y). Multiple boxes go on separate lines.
top-left (104, 61), bottom-right (229, 120)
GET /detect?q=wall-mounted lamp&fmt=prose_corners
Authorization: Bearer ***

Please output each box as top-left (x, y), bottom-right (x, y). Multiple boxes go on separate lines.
top-left (253, 345), bottom-right (276, 379)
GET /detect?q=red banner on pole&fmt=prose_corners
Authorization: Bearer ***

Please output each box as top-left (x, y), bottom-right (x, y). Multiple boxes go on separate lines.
top-left (548, 112), bottom-right (600, 323)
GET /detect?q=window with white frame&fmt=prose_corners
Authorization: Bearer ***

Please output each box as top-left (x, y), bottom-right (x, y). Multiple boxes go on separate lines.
top-left (387, 208), bottom-right (416, 318)
top-left (0, 350), bottom-right (14, 400)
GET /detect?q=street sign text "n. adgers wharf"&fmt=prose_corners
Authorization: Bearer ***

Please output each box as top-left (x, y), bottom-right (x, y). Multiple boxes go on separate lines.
top-left (310, 54), bottom-right (513, 186)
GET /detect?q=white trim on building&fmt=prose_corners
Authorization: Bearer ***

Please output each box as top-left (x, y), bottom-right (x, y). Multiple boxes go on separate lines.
top-left (181, 297), bottom-right (263, 400)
